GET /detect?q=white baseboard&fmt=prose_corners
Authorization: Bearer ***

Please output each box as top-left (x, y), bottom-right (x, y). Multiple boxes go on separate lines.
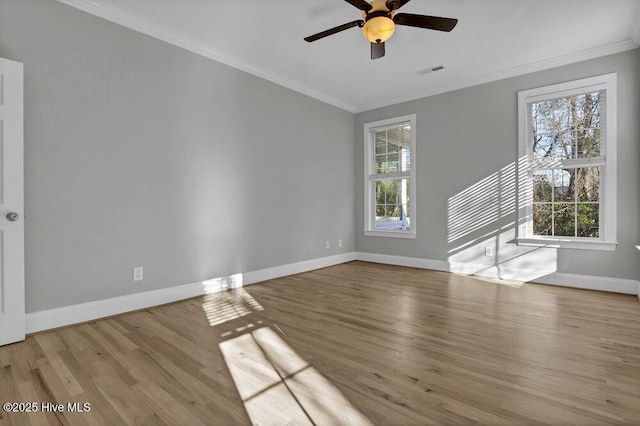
top-left (530, 271), bottom-right (640, 295)
top-left (26, 282), bottom-right (205, 335)
top-left (356, 252), bottom-right (640, 295)
top-left (356, 252), bottom-right (450, 271)
top-left (243, 252), bottom-right (356, 285)
top-left (26, 250), bottom-right (636, 334)
top-left (26, 252), bottom-right (356, 334)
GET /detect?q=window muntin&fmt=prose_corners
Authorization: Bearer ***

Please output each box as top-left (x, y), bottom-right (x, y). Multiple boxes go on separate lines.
top-left (518, 74), bottom-right (616, 251)
top-left (532, 168), bottom-right (600, 238)
top-left (364, 115), bottom-right (416, 238)
top-left (374, 178), bottom-right (410, 230)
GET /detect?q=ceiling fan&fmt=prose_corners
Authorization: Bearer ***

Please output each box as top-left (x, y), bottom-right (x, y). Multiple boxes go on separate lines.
top-left (304, 0), bottom-right (458, 60)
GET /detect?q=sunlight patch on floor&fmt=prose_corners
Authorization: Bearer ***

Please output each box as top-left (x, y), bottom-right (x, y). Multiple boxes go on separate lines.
top-left (201, 287), bottom-right (264, 327)
top-left (220, 327), bottom-right (372, 426)
top-left (461, 274), bottom-right (524, 288)
top-left (448, 227), bottom-right (558, 286)
top-left (202, 273), bottom-right (244, 293)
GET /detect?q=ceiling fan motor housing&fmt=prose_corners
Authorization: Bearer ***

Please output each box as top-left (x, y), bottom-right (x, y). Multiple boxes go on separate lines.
top-left (361, 0), bottom-right (395, 43)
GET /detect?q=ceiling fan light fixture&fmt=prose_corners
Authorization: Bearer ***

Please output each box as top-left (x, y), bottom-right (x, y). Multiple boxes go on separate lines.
top-left (303, 0), bottom-right (458, 60)
top-left (362, 16), bottom-right (395, 43)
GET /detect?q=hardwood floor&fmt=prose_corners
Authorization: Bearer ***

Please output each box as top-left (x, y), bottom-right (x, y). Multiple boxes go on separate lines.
top-left (1, 261), bottom-right (639, 425)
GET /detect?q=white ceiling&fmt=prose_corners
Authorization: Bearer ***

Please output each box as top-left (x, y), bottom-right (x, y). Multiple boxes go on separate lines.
top-left (58, 0), bottom-right (640, 112)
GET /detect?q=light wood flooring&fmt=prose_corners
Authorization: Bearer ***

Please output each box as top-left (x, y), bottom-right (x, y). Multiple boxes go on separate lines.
top-left (1, 261), bottom-right (640, 425)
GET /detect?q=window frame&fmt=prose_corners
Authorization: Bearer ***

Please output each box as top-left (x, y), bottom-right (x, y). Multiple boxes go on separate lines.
top-left (363, 114), bottom-right (417, 239)
top-left (517, 73), bottom-right (617, 251)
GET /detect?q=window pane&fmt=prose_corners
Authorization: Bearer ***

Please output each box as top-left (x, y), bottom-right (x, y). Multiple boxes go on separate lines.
top-left (385, 152), bottom-right (399, 173)
top-left (375, 207), bottom-right (399, 229)
top-left (375, 154), bottom-right (386, 174)
top-left (375, 181), bottom-right (386, 207)
top-left (404, 202), bottom-right (410, 223)
top-left (384, 180), bottom-right (399, 204)
top-left (386, 128), bottom-right (400, 150)
top-left (386, 139), bottom-right (400, 154)
top-left (398, 125), bottom-right (411, 150)
top-left (373, 125), bottom-right (410, 156)
top-left (402, 150), bottom-right (410, 172)
top-left (375, 134), bottom-right (386, 155)
top-left (532, 169), bottom-right (600, 238)
top-left (532, 133), bottom-right (576, 161)
top-left (372, 125), bottom-right (411, 174)
top-left (577, 204), bottom-right (599, 237)
top-left (553, 169), bottom-right (575, 202)
top-left (533, 204), bottom-right (552, 236)
top-left (533, 97), bottom-right (572, 159)
top-left (533, 98), bottom-right (569, 131)
top-left (557, 131), bottom-right (575, 159)
top-left (374, 179), bottom-right (410, 230)
top-left (575, 92), bottom-right (601, 122)
top-left (576, 167), bottom-right (600, 202)
top-left (531, 90), bottom-right (603, 161)
top-left (576, 127), bottom-right (600, 158)
top-left (554, 203), bottom-right (575, 237)
top-left (576, 91), bottom-right (602, 158)
top-left (532, 134), bottom-right (552, 161)
top-left (533, 170), bottom-right (552, 202)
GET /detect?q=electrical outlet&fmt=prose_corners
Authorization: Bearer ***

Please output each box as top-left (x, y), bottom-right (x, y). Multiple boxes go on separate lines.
top-left (133, 267), bottom-right (144, 281)
top-left (484, 246), bottom-right (493, 257)
top-left (326, 241), bottom-right (331, 250)
top-left (338, 239), bottom-right (343, 248)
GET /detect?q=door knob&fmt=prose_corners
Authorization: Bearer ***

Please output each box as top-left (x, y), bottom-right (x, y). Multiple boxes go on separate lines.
top-left (6, 212), bottom-right (19, 222)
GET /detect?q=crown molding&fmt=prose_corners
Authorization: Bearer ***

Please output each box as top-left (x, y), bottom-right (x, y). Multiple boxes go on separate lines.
top-left (57, 0), bottom-right (640, 115)
top-left (356, 38), bottom-right (640, 112)
top-left (55, 0), bottom-right (357, 113)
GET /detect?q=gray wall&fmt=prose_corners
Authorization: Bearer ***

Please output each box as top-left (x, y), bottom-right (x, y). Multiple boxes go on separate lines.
top-left (356, 49), bottom-right (640, 282)
top-left (0, 0), bottom-right (355, 313)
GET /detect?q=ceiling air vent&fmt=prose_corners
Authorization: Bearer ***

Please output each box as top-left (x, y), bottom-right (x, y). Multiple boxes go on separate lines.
top-left (417, 65), bottom-right (445, 75)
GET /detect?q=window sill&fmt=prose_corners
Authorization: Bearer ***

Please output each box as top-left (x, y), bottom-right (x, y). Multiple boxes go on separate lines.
top-left (517, 237), bottom-right (617, 251)
top-left (364, 229), bottom-right (416, 239)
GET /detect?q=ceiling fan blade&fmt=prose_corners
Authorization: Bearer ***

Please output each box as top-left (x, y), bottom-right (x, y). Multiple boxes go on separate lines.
top-left (393, 13), bottom-right (458, 32)
top-left (304, 20), bottom-right (365, 42)
top-left (385, 0), bottom-right (410, 11)
top-left (344, 0), bottom-right (373, 12)
top-left (371, 42), bottom-right (385, 60)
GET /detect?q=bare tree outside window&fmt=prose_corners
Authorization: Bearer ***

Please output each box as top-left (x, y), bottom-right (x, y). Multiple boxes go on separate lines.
top-left (530, 91), bottom-right (603, 238)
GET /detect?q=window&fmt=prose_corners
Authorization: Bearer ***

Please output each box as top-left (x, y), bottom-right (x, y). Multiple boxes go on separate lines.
top-left (517, 73), bottom-right (617, 251)
top-left (364, 114), bottom-right (416, 238)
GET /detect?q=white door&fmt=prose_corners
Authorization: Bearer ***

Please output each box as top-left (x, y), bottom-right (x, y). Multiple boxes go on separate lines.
top-left (0, 58), bottom-right (25, 346)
